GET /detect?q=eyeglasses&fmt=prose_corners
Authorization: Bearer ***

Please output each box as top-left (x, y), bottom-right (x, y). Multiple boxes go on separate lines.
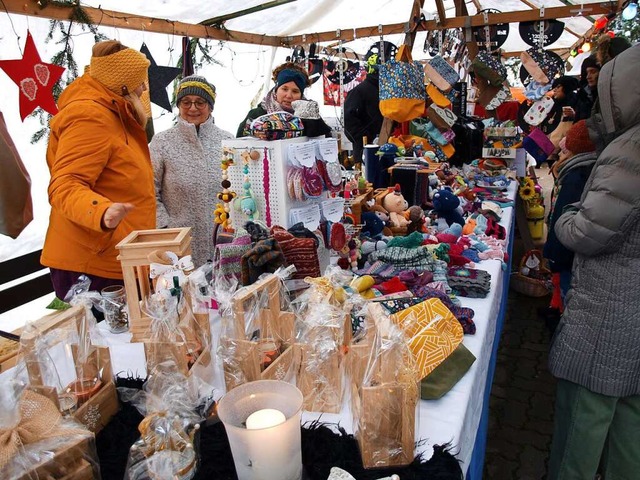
top-left (179, 99), bottom-right (208, 110)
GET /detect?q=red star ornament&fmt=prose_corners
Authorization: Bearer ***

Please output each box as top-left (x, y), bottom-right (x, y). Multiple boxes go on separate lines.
top-left (0, 31), bottom-right (66, 121)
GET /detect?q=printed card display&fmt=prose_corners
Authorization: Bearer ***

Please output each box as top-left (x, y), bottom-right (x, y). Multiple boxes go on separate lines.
top-left (289, 142), bottom-right (316, 167)
top-left (316, 138), bottom-right (339, 163)
top-left (321, 198), bottom-right (345, 222)
top-left (482, 147), bottom-right (516, 158)
top-left (290, 204), bottom-right (321, 230)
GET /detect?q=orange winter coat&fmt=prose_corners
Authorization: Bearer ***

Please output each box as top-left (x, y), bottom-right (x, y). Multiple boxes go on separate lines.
top-left (41, 74), bottom-right (155, 279)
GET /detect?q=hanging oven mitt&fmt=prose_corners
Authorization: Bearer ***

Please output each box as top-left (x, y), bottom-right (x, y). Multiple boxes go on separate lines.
top-left (423, 55), bottom-right (460, 93)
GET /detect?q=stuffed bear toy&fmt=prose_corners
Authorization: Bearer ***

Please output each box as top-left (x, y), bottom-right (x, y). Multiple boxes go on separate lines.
top-left (432, 187), bottom-right (465, 230)
top-left (361, 211), bottom-right (386, 238)
top-left (376, 184), bottom-right (410, 228)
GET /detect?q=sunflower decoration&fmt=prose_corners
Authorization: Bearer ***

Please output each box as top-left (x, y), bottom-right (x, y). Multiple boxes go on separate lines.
top-left (522, 176), bottom-right (536, 190)
top-left (519, 184), bottom-right (536, 202)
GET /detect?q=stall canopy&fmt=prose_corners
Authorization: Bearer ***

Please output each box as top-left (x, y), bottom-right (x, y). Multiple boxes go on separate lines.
top-left (5, 0), bottom-right (620, 58)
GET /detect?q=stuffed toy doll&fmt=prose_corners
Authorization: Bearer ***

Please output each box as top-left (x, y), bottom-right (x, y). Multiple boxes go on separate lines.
top-left (375, 184), bottom-right (411, 228)
top-left (432, 188), bottom-right (465, 230)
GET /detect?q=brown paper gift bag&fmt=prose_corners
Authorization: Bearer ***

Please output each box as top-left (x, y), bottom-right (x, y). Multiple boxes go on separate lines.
top-left (0, 111), bottom-right (33, 238)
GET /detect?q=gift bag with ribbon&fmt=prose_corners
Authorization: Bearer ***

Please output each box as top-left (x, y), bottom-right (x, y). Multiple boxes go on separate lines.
top-left (379, 45), bottom-right (427, 122)
top-left (148, 250), bottom-right (195, 291)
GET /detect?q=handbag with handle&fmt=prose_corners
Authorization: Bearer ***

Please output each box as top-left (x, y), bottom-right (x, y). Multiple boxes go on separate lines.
top-left (471, 51), bottom-right (507, 87)
top-left (0, 111), bottom-right (33, 238)
top-left (391, 298), bottom-right (463, 380)
top-left (379, 45), bottom-right (427, 123)
top-left (424, 55), bottom-right (460, 93)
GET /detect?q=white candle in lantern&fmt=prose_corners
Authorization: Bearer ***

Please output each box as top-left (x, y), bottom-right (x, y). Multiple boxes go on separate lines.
top-left (246, 408), bottom-right (286, 430)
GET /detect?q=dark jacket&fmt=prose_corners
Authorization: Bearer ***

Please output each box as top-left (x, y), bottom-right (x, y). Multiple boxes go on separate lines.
top-left (344, 73), bottom-right (383, 162)
top-left (543, 152), bottom-right (596, 272)
top-left (236, 105), bottom-right (267, 138)
top-left (549, 45), bottom-right (640, 396)
top-left (574, 86), bottom-right (596, 121)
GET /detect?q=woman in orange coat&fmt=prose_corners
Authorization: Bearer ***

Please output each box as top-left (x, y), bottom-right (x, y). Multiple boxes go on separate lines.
top-left (41, 40), bottom-right (156, 299)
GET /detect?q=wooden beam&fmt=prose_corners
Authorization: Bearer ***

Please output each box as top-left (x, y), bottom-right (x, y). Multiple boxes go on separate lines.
top-left (434, 0), bottom-right (448, 26)
top-left (283, 3), bottom-right (615, 45)
top-left (200, 0), bottom-right (297, 26)
top-left (3, 0), bottom-right (283, 46)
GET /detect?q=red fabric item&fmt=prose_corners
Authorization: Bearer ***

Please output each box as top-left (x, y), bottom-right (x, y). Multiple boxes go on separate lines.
top-left (435, 232), bottom-right (459, 244)
top-left (550, 272), bottom-right (564, 311)
top-left (373, 276), bottom-right (408, 295)
top-left (495, 101), bottom-right (520, 121)
top-left (448, 244), bottom-right (470, 266)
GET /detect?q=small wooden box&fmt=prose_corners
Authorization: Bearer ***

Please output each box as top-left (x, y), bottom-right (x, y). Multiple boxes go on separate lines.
top-left (115, 227), bottom-right (192, 328)
top-left (22, 307), bottom-right (120, 434)
top-left (221, 274), bottom-right (296, 392)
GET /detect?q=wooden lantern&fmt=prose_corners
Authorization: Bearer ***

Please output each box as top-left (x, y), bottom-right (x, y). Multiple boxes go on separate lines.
top-left (115, 227), bottom-right (192, 336)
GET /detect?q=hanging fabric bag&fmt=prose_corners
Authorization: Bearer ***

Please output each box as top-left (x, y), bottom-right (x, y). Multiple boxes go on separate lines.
top-left (379, 45), bottom-right (427, 122)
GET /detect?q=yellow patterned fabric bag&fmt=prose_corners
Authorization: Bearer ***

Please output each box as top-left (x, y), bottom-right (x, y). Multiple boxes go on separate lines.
top-left (391, 298), bottom-right (463, 380)
top-left (379, 45), bottom-right (427, 122)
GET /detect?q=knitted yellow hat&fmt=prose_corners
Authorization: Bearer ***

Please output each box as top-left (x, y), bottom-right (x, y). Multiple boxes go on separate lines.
top-left (89, 48), bottom-right (150, 97)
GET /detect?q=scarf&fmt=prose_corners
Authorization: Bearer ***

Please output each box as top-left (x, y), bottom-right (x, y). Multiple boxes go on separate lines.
top-left (260, 87), bottom-right (309, 114)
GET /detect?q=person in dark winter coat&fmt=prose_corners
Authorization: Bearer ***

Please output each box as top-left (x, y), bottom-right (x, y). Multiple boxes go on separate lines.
top-left (543, 120), bottom-right (596, 297)
top-left (547, 45), bottom-right (640, 480)
top-left (574, 55), bottom-right (600, 120)
top-left (344, 71), bottom-right (383, 164)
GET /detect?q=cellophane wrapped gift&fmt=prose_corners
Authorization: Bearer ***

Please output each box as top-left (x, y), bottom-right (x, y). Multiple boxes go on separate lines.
top-left (142, 280), bottom-right (211, 375)
top-left (217, 269), bottom-right (296, 391)
top-left (0, 379), bottom-right (101, 480)
top-left (290, 271), bottom-right (353, 413)
top-left (17, 283), bottom-right (118, 433)
top-left (352, 302), bottom-right (419, 469)
top-left (121, 360), bottom-right (209, 480)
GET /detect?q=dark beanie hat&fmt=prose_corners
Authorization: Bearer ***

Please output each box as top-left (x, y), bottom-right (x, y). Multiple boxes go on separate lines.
top-left (581, 55), bottom-right (600, 72)
top-left (176, 75), bottom-right (216, 108)
top-left (552, 75), bottom-right (580, 92)
top-left (609, 36), bottom-right (632, 58)
top-left (565, 120), bottom-right (595, 155)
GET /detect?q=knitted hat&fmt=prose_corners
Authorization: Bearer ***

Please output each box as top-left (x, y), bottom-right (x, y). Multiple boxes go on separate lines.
top-left (551, 75), bottom-right (579, 93)
top-left (89, 48), bottom-right (150, 97)
top-left (565, 120), bottom-right (595, 154)
top-left (276, 68), bottom-right (308, 92)
top-left (176, 75), bottom-right (217, 108)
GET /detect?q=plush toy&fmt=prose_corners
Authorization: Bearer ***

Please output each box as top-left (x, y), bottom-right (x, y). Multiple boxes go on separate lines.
top-left (375, 184), bottom-right (410, 228)
top-left (405, 205), bottom-right (427, 234)
top-left (361, 211), bottom-right (386, 238)
top-left (432, 188), bottom-right (465, 229)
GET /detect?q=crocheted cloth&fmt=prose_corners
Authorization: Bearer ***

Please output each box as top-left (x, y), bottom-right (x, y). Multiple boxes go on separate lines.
top-left (368, 246), bottom-right (440, 272)
top-left (214, 235), bottom-right (252, 282)
top-left (271, 226), bottom-right (320, 279)
top-left (446, 267), bottom-right (492, 299)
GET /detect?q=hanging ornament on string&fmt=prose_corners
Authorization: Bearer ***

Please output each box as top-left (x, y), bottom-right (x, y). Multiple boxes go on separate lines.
top-left (140, 43), bottom-right (181, 112)
top-left (215, 147), bottom-right (237, 231)
top-left (235, 150), bottom-right (258, 220)
top-left (181, 36), bottom-right (194, 77)
top-left (472, 9), bottom-right (509, 52)
top-left (519, 19), bottom-right (565, 48)
top-left (0, 31), bottom-right (65, 121)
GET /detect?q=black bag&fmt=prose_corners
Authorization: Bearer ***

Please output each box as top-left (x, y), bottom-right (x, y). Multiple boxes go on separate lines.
top-left (449, 116), bottom-right (484, 167)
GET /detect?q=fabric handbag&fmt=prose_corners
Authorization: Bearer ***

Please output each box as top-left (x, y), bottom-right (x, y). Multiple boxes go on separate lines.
top-left (484, 84), bottom-right (511, 111)
top-left (410, 118), bottom-right (448, 146)
top-left (524, 80), bottom-right (552, 101)
top-left (471, 51), bottom-right (507, 87)
top-left (379, 45), bottom-right (427, 122)
top-left (427, 104), bottom-right (458, 129)
top-left (249, 111), bottom-right (304, 140)
top-left (391, 298), bottom-right (464, 380)
top-left (426, 83), bottom-right (452, 107)
top-left (523, 127), bottom-right (555, 164)
top-left (420, 342), bottom-right (476, 399)
top-left (424, 55), bottom-right (460, 93)
top-left (213, 234), bottom-right (252, 282)
top-left (524, 96), bottom-right (555, 126)
top-left (0, 111), bottom-right (33, 238)
top-left (519, 48), bottom-right (564, 86)
top-left (520, 50), bottom-right (549, 84)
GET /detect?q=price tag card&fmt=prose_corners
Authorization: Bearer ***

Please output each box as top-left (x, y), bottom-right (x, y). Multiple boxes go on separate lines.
top-left (317, 138), bottom-right (339, 163)
top-left (321, 198), bottom-right (345, 222)
top-left (290, 204), bottom-right (321, 230)
top-left (289, 142), bottom-right (316, 167)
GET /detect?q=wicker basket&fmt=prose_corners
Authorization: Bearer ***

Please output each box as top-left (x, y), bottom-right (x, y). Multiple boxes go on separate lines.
top-left (510, 249), bottom-right (551, 297)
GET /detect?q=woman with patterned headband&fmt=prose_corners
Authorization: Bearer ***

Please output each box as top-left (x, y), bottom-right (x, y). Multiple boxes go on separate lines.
top-left (41, 40), bottom-right (156, 300)
top-left (150, 75), bottom-right (234, 267)
top-left (236, 61), bottom-right (331, 138)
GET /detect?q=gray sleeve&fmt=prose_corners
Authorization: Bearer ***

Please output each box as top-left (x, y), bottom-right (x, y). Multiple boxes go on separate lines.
top-left (555, 160), bottom-right (640, 256)
top-left (149, 138), bottom-right (170, 229)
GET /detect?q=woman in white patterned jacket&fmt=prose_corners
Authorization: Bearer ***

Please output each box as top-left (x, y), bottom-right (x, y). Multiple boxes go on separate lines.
top-left (150, 75), bottom-right (234, 267)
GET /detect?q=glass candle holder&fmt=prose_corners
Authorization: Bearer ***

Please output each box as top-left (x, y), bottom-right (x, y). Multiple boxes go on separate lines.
top-left (217, 380), bottom-right (303, 480)
top-left (101, 285), bottom-right (130, 333)
top-left (66, 378), bottom-right (103, 406)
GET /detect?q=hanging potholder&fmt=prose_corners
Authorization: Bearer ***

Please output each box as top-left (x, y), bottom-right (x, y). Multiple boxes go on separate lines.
top-left (524, 80), bottom-right (552, 101)
top-left (302, 166), bottom-right (324, 197)
top-left (424, 55), bottom-right (460, 93)
top-left (524, 96), bottom-right (555, 126)
top-left (517, 99), bottom-right (562, 135)
top-left (485, 84), bottom-right (511, 111)
top-left (471, 51), bottom-right (507, 87)
top-left (519, 48), bottom-right (564, 86)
